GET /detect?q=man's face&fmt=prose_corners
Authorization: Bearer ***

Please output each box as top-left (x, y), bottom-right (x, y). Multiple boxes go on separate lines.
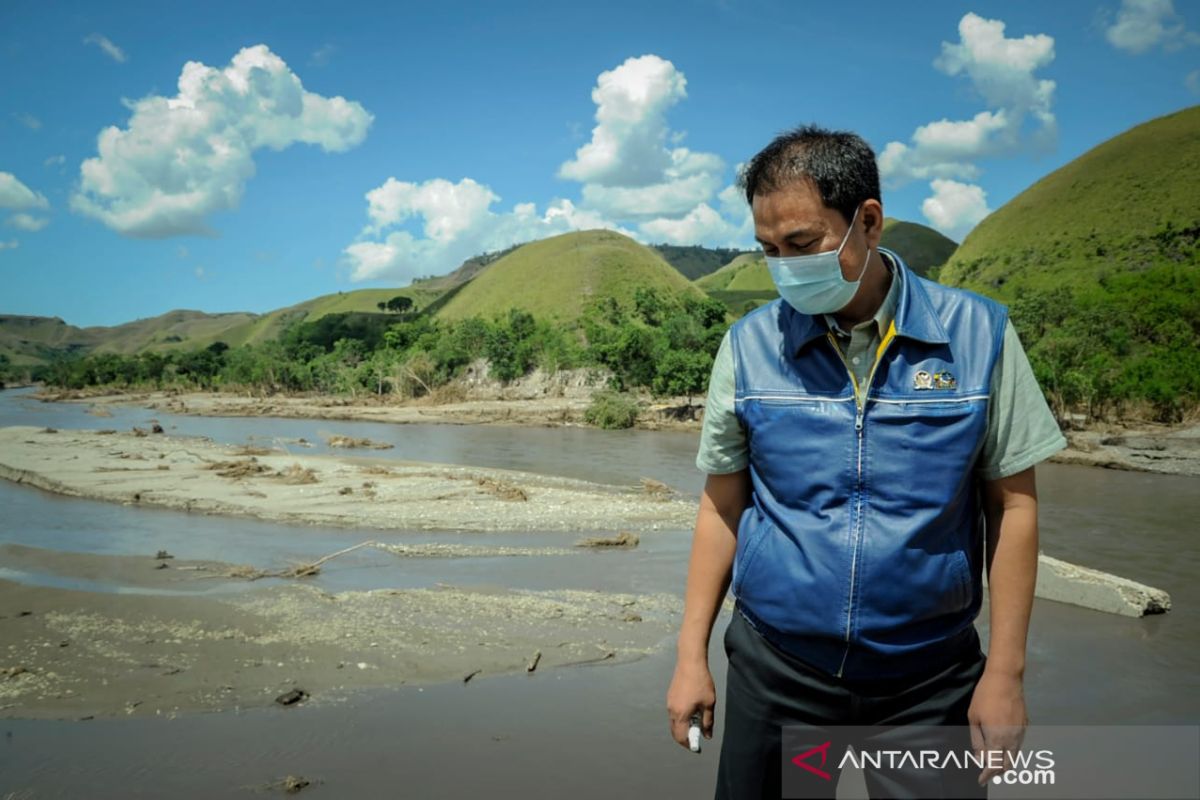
top-left (751, 179), bottom-right (870, 285)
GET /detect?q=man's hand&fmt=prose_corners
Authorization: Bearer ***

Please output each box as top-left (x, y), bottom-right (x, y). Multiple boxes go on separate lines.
top-left (967, 668), bottom-right (1028, 786)
top-left (973, 465), bottom-right (1039, 786)
top-left (666, 469), bottom-right (748, 749)
top-left (667, 659), bottom-right (717, 749)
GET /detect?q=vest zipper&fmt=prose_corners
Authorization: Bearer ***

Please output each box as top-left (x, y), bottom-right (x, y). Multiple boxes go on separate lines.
top-left (825, 327), bottom-right (895, 678)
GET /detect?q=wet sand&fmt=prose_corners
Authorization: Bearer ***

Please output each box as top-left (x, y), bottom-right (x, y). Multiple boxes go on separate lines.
top-left (0, 544), bottom-right (691, 721)
top-left (0, 425), bottom-right (696, 533)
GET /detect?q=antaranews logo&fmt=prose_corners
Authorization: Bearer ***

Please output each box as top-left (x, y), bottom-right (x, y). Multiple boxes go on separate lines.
top-left (782, 724), bottom-right (1200, 800)
top-left (786, 738), bottom-right (1056, 785)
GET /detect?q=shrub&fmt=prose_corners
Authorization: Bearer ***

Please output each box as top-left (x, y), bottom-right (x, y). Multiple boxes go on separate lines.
top-left (584, 390), bottom-right (640, 429)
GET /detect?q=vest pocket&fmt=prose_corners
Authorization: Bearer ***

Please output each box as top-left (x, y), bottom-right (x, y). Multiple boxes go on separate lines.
top-left (731, 508), bottom-right (771, 599)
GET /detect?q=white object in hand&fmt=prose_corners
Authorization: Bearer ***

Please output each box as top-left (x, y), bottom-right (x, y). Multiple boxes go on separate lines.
top-left (688, 717), bottom-right (702, 753)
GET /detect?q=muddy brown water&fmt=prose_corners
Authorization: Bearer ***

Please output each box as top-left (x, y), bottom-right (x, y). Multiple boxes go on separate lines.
top-left (0, 386), bottom-right (1196, 798)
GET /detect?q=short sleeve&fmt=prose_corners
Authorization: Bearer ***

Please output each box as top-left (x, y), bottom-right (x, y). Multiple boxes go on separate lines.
top-left (695, 329), bottom-right (749, 474)
top-left (978, 320), bottom-right (1068, 480)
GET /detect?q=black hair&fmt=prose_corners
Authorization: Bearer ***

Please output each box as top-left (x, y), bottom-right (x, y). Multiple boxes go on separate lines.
top-left (737, 125), bottom-right (880, 224)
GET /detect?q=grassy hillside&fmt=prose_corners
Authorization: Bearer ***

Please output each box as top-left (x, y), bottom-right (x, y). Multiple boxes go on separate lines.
top-left (650, 244), bottom-right (753, 281)
top-left (880, 218), bottom-right (957, 277)
top-left (939, 105), bottom-right (1200, 421)
top-left (435, 229), bottom-right (707, 322)
top-left (0, 310), bottom-right (260, 364)
top-left (940, 105), bottom-right (1199, 299)
top-left (0, 285), bottom-right (444, 366)
top-left (205, 286), bottom-right (443, 349)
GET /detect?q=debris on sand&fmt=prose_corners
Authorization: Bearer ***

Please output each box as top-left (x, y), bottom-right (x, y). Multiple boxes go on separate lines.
top-left (281, 775), bottom-right (311, 794)
top-left (274, 688), bottom-right (309, 706)
top-left (526, 650), bottom-right (542, 672)
top-left (257, 774), bottom-right (314, 794)
top-left (214, 540), bottom-right (379, 581)
top-left (273, 462), bottom-right (318, 485)
top-left (640, 477), bottom-right (675, 499)
top-left (324, 434), bottom-right (394, 450)
top-left (575, 531), bottom-right (640, 549)
top-left (232, 445), bottom-right (277, 456)
top-left (205, 457), bottom-right (271, 479)
top-left (475, 476), bottom-right (528, 501)
top-left (463, 668), bottom-right (482, 683)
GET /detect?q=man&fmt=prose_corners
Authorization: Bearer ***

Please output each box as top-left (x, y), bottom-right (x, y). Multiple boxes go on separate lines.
top-left (665, 126), bottom-right (1066, 799)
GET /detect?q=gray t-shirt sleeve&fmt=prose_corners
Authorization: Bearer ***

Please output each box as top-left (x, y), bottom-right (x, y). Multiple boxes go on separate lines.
top-left (978, 320), bottom-right (1068, 480)
top-left (695, 328), bottom-right (749, 474)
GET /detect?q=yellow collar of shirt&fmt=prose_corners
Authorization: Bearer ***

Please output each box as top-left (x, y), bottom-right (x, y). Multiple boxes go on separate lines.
top-left (823, 250), bottom-right (901, 339)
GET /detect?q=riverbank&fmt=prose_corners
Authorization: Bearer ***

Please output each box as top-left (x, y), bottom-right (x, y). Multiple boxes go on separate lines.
top-left (27, 386), bottom-right (1200, 477)
top-left (32, 385), bottom-right (705, 431)
top-left (0, 544), bottom-right (685, 720)
top-left (0, 425), bottom-right (696, 532)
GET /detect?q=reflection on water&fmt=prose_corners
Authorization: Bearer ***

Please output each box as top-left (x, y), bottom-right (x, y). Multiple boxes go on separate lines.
top-left (0, 386), bottom-right (1196, 797)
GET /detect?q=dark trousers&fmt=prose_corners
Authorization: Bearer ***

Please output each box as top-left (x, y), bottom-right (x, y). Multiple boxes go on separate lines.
top-left (715, 608), bottom-right (988, 800)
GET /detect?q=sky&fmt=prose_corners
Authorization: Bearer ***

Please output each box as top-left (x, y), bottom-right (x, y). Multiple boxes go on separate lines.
top-left (1, 0), bottom-right (1197, 327)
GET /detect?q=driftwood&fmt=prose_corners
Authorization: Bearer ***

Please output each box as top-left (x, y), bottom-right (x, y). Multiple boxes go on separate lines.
top-left (207, 540), bottom-right (379, 580)
top-left (575, 531), bottom-right (640, 549)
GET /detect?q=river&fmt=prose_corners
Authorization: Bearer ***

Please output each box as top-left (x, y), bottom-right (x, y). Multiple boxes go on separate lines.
top-left (0, 386), bottom-right (1196, 798)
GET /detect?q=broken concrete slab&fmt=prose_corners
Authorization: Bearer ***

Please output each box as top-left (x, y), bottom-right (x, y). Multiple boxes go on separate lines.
top-left (984, 553), bottom-right (1172, 617)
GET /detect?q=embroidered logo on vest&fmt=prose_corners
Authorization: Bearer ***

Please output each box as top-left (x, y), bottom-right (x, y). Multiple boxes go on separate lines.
top-left (914, 370), bottom-right (957, 391)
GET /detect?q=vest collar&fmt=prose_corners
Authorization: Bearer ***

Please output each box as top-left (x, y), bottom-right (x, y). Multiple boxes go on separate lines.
top-left (787, 246), bottom-right (950, 356)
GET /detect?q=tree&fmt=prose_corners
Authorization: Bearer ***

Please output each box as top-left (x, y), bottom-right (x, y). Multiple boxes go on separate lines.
top-left (386, 296), bottom-right (414, 315)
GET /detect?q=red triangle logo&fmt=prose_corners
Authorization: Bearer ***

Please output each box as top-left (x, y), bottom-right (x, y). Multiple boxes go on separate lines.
top-left (790, 740), bottom-right (833, 781)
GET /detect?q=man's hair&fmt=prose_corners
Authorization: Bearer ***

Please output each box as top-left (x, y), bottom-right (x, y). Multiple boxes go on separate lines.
top-left (737, 125), bottom-right (880, 224)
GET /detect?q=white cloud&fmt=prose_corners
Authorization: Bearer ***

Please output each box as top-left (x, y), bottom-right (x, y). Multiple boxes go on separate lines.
top-left (921, 179), bottom-right (991, 241)
top-left (0, 172), bottom-right (49, 211)
top-left (1188, 69), bottom-right (1200, 94)
top-left (84, 33), bottom-right (128, 63)
top-left (194, 265), bottom-right (206, 279)
top-left (558, 55), bottom-right (727, 221)
top-left (880, 13), bottom-right (1056, 188)
top-left (639, 203), bottom-right (737, 245)
top-left (6, 213), bottom-right (49, 232)
top-left (71, 44), bottom-right (373, 238)
top-left (1105, 0), bottom-right (1199, 54)
top-left (639, 183), bottom-right (754, 247)
top-left (0, 240), bottom-right (19, 251)
top-left (343, 176), bottom-right (634, 283)
top-left (44, 154), bottom-right (66, 168)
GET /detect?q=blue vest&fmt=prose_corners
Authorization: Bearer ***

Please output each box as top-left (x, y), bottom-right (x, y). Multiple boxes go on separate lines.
top-left (729, 247), bottom-right (1008, 680)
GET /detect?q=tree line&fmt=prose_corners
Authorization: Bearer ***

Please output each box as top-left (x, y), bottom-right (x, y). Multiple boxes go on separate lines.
top-left (15, 289), bottom-right (731, 427)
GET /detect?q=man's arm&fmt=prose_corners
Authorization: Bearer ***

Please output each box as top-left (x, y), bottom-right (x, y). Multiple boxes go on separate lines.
top-left (666, 468), bottom-right (750, 749)
top-left (968, 466), bottom-right (1039, 784)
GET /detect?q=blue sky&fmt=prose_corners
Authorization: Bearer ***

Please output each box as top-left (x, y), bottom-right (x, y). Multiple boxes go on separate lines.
top-left (1, 0), bottom-right (1197, 327)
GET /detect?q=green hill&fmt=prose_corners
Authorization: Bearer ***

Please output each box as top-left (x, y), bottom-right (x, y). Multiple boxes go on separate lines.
top-left (939, 105), bottom-right (1200, 421)
top-left (880, 218), bottom-right (957, 276)
top-left (0, 285), bottom-right (445, 367)
top-left (435, 229), bottom-right (706, 322)
top-left (695, 218), bottom-right (957, 314)
top-left (649, 244), bottom-right (753, 280)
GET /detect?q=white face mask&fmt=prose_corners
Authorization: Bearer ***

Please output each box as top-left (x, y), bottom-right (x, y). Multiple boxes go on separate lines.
top-left (764, 204), bottom-right (870, 315)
